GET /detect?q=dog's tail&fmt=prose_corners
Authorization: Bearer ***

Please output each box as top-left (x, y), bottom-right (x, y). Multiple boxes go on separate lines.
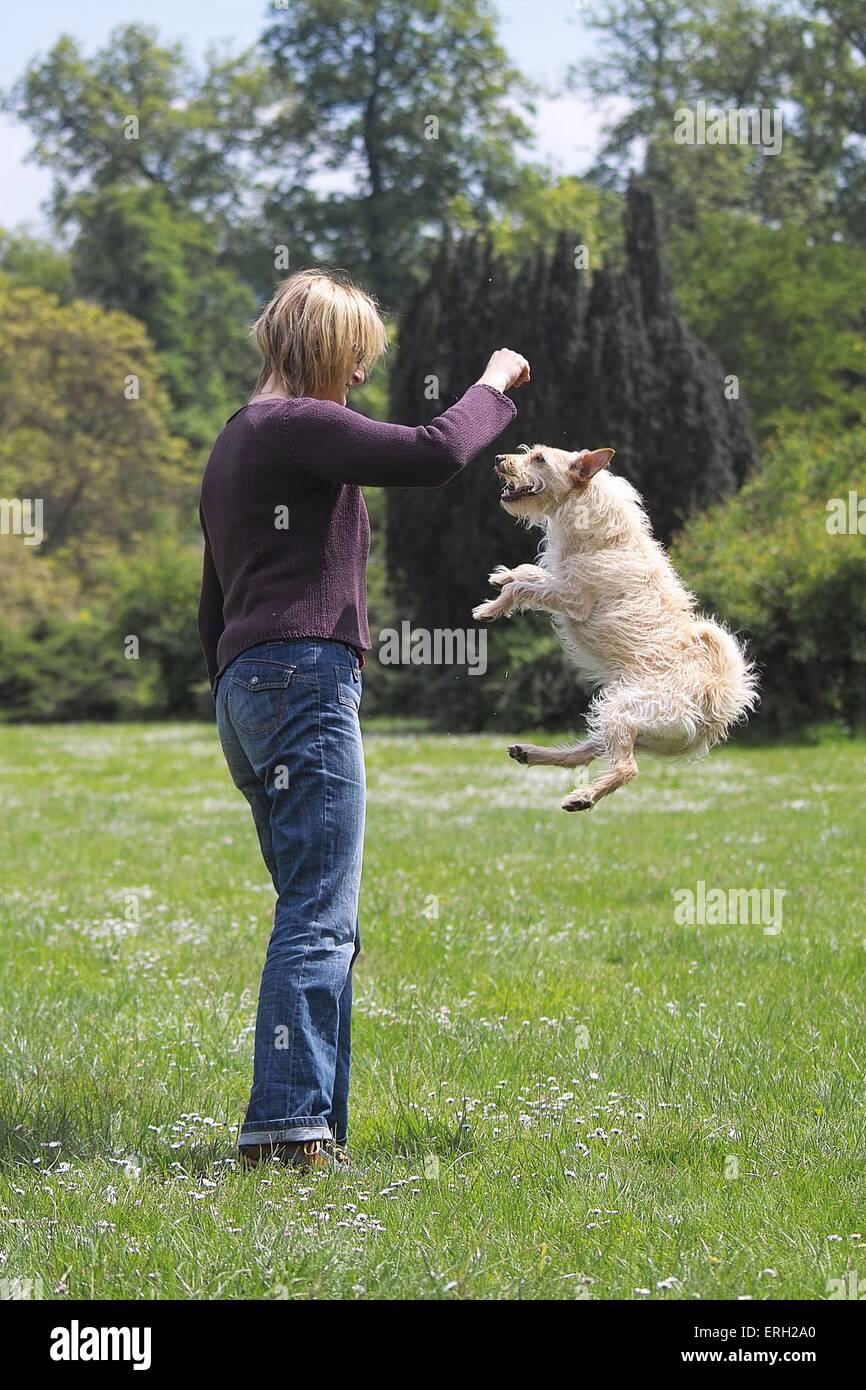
top-left (694, 620), bottom-right (760, 746)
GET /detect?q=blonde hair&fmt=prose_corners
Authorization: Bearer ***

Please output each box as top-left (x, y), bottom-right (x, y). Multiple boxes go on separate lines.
top-left (251, 268), bottom-right (388, 398)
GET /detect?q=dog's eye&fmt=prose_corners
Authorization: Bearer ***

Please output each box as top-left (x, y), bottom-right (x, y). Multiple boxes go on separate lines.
top-left (535, 454), bottom-right (546, 465)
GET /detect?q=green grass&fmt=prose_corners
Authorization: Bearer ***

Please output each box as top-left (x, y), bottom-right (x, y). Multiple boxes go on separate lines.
top-left (1, 722), bottom-right (865, 1300)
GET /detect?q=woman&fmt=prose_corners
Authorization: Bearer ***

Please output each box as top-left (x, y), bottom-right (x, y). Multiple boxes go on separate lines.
top-left (198, 268), bottom-right (529, 1170)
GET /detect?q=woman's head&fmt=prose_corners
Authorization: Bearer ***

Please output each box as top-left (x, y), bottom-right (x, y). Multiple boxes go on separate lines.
top-left (251, 269), bottom-right (388, 403)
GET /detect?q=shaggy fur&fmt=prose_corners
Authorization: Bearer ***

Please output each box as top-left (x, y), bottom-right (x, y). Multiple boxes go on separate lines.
top-left (472, 445), bottom-right (759, 811)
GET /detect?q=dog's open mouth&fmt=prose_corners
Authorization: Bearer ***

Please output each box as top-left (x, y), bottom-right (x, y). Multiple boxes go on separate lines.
top-left (500, 481), bottom-right (543, 503)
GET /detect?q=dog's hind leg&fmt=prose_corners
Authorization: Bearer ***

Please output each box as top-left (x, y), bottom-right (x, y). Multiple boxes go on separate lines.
top-left (561, 731), bottom-right (638, 811)
top-left (561, 685), bottom-right (662, 811)
top-left (507, 737), bottom-right (604, 768)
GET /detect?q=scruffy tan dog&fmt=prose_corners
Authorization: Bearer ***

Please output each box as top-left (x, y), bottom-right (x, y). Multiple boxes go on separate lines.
top-left (472, 445), bottom-right (758, 811)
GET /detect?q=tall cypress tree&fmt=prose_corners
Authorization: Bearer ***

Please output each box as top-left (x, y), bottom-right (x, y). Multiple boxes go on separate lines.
top-left (578, 182), bottom-right (756, 538)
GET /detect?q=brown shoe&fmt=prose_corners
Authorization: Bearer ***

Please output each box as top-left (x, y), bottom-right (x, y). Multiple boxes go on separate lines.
top-left (325, 1141), bottom-right (351, 1168)
top-left (239, 1139), bottom-right (336, 1171)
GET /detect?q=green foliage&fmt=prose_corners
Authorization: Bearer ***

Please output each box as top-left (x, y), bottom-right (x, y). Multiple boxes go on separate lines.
top-left (580, 183), bottom-right (757, 538)
top-left (0, 545), bottom-right (78, 629)
top-left (670, 213), bottom-right (866, 435)
top-left (0, 614), bottom-right (130, 724)
top-left (0, 545), bottom-right (130, 722)
top-left (69, 186), bottom-right (259, 446)
top-left (423, 618), bottom-right (587, 733)
top-left (0, 539), bottom-right (208, 724)
top-left (2, 1), bottom-right (862, 739)
top-left (672, 426), bottom-right (866, 730)
top-left (580, 1), bottom-right (866, 240)
top-left (568, 4), bottom-right (866, 438)
top-left (0, 275), bottom-right (194, 563)
top-left (465, 171), bottom-right (620, 262)
top-left (99, 538), bottom-right (210, 718)
top-left (259, 0), bottom-right (534, 302)
top-left (4, 25), bottom-right (267, 446)
top-left (0, 228), bottom-right (72, 298)
top-left (4, 24), bottom-right (268, 226)
top-left (0, 277), bottom-right (207, 723)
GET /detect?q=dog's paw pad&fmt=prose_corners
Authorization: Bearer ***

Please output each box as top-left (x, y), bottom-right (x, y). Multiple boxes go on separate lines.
top-left (562, 794), bottom-right (593, 812)
top-left (507, 744), bottom-right (529, 763)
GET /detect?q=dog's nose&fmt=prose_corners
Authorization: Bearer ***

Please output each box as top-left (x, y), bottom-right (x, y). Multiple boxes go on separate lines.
top-left (494, 455), bottom-right (505, 465)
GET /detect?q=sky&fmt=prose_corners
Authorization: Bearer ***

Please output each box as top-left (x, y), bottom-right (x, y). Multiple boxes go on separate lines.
top-left (0, 0), bottom-right (614, 234)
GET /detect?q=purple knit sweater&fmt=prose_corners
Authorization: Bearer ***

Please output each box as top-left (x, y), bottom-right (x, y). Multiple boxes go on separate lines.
top-left (197, 383), bottom-right (517, 689)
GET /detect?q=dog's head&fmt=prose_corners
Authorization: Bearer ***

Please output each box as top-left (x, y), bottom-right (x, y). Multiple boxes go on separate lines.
top-left (495, 445), bottom-right (616, 520)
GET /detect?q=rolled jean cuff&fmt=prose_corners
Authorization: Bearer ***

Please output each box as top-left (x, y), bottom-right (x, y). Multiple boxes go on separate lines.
top-left (239, 1120), bottom-right (333, 1145)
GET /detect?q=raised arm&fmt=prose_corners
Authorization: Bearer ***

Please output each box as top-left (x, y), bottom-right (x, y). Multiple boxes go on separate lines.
top-left (281, 350), bottom-right (530, 489)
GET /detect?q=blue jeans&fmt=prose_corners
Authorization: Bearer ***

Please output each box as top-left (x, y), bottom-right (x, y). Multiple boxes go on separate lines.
top-left (215, 639), bottom-right (366, 1148)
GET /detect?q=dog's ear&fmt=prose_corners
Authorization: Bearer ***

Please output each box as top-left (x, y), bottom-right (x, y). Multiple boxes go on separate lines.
top-left (568, 448), bottom-right (615, 482)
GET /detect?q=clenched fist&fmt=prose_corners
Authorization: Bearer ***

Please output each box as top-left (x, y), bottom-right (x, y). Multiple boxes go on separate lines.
top-left (477, 348), bottom-right (531, 393)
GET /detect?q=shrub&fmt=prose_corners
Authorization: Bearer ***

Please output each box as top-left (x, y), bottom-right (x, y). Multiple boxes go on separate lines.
top-left (100, 538), bottom-right (210, 718)
top-left (0, 535), bottom-right (209, 723)
top-left (0, 614), bottom-right (130, 723)
top-left (671, 427), bottom-right (866, 731)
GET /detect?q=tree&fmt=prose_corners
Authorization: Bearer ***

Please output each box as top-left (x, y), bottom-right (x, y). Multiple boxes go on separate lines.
top-left (5, 24), bottom-right (268, 443)
top-left (0, 229), bottom-right (72, 299)
top-left (572, 3), bottom-right (866, 433)
top-left (0, 275), bottom-right (193, 566)
top-left (69, 185), bottom-right (258, 446)
top-left (784, 1), bottom-right (866, 242)
top-left (4, 24), bottom-right (269, 228)
top-left (5, 8), bottom-right (533, 423)
top-left (579, 182), bottom-right (756, 538)
top-left (454, 169), bottom-right (620, 262)
top-left (259, 0), bottom-right (534, 303)
top-left (577, 1), bottom-right (866, 241)
top-left (670, 212), bottom-right (866, 433)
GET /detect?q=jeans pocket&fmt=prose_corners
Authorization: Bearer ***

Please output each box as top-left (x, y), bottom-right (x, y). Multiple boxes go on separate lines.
top-left (227, 658), bottom-right (296, 735)
top-left (336, 663), bottom-right (362, 711)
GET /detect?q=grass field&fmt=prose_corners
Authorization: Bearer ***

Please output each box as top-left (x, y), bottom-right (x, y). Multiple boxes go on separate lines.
top-left (1, 722), bottom-right (865, 1301)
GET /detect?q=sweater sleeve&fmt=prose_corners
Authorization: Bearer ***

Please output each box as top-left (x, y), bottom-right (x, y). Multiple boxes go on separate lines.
top-left (197, 507), bottom-right (225, 690)
top-left (281, 382), bottom-right (517, 488)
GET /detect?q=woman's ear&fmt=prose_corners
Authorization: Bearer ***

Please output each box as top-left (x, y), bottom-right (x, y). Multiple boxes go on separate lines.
top-left (568, 448), bottom-right (616, 481)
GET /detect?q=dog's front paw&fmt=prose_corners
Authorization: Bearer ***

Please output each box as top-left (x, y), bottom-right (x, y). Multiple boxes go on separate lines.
top-left (562, 790), bottom-right (594, 813)
top-left (472, 595), bottom-right (511, 621)
top-left (507, 744), bottom-right (530, 763)
top-left (488, 566), bottom-right (514, 588)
